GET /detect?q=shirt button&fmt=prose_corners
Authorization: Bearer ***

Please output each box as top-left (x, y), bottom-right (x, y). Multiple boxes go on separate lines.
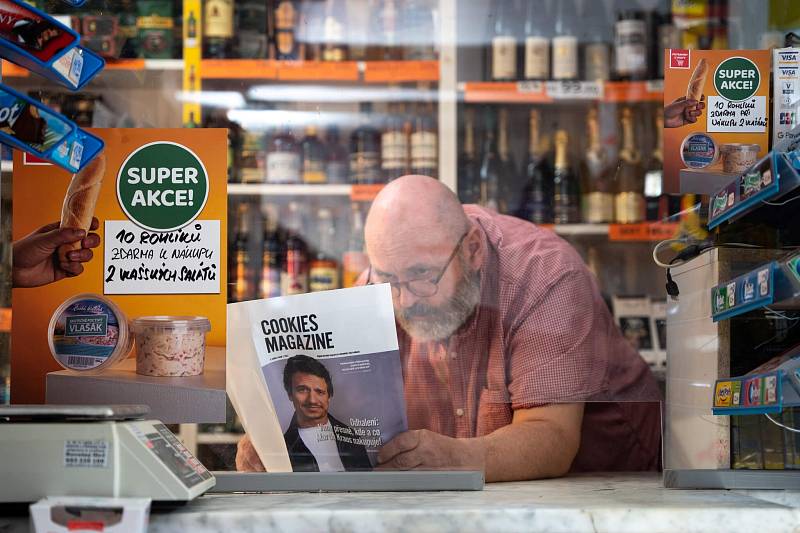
top-left (456, 408), bottom-right (464, 417)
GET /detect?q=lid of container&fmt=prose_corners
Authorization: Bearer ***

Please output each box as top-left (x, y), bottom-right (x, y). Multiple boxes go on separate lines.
top-left (720, 143), bottom-right (761, 152)
top-left (47, 293), bottom-right (131, 372)
top-left (131, 316), bottom-right (211, 332)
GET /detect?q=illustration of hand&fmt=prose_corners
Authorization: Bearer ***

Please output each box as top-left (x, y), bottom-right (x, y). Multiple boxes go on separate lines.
top-left (664, 96), bottom-right (705, 128)
top-left (12, 217), bottom-right (100, 288)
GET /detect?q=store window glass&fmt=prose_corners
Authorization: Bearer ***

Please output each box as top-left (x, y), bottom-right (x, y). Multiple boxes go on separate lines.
top-left (2, 0), bottom-right (800, 483)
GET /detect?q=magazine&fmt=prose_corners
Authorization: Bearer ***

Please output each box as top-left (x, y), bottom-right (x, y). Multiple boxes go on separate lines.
top-left (227, 284), bottom-right (406, 472)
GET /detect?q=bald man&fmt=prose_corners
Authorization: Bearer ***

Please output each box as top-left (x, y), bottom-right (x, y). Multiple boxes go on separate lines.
top-left (237, 176), bottom-right (661, 481)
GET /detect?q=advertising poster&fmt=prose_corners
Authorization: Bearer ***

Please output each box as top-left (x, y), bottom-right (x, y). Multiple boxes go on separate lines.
top-left (11, 129), bottom-right (227, 403)
top-left (663, 49), bottom-right (770, 192)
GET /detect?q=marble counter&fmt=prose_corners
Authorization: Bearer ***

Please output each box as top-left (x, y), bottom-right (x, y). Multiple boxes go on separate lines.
top-left (3, 473), bottom-right (800, 533)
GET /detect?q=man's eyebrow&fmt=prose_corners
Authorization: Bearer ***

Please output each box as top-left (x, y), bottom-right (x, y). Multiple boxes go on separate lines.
top-left (375, 263), bottom-right (435, 278)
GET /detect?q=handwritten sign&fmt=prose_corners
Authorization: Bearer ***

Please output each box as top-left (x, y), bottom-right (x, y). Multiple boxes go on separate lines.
top-left (103, 220), bottom-right (221, 294)
top-left (707, 96), bottom-right (767, 133)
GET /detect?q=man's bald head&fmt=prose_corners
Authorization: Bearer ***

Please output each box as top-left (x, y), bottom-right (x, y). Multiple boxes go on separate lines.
top-left (365, 175), bottom-right (470, 254)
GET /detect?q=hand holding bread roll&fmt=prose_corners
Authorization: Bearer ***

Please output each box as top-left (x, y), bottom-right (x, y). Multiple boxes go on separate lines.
top-left (58, 153), bottom-right (106, 264)
top-left (686, 58), bottom-right (708, 101)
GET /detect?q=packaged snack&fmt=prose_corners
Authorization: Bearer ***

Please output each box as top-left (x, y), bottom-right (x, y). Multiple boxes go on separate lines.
top-left (131, 316), bottom-right (210, 377)
top-left (720, 143), bottom-right (760, 173)
top-left (48, 294), bottom-right (133, 372)
top-left (680, 132), bottom-right (718, 169)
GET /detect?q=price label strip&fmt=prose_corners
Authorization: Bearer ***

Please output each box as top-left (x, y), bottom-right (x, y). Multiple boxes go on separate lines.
top-left (0, 82), bottom-right (103, 172)
top-left (0, 0), bottom-right (104, 90)
top-left (545, 81), bottom-right (604, 100)
top-left (713, 370), bottom-right (782, 416)
top-left (711, 262), bottom-right (776, 322)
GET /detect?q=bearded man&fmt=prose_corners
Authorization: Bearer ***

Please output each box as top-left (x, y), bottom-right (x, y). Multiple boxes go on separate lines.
top-left (237, 175), bottom-right (662, 481)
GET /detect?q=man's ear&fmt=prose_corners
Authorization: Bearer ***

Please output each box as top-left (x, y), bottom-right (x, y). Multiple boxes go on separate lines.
top-left (465, 222), bottom-right (483, 270)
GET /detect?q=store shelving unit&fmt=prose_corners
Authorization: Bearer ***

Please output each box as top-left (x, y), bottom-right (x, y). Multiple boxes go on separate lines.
top-left (460, 80), bottom-right (664, 104)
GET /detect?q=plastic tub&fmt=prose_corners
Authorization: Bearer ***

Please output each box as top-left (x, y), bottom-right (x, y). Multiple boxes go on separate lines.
top-left (48, 294), bottom-right (133, 373)
top-left (720, 143), bottom-right (760, 174)
top-left (131, 316), bottom-right (211, 377)
top-left (681, 133), bottom-right (719, 169)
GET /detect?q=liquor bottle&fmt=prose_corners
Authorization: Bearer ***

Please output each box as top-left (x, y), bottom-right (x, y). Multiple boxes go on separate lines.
top-left (282, 202), bottom-right (309, 295)
top-left (309, 208), bottom-right (340, 292)
top-left (187, 9), bottom-right (198, 41)
top-left (490, 0), bottom-right (518, 81)
top-left (237, 0), bottom-right (269, 59)
top-left (411, 97), bottom-right (438, 178)
top-left (402, 0), bottom-right (436, 60)
top-left (656, 12), bottom-right (680, 79)
top-left (522, 109), bottom-right (553, 224)
top-left (552, 129), bottom-right (580, 224)
top-left (615, 107), bottom-right (645, 223)
top-left (497, 107), bottom-right (516, 208)
top-left (203, 109), bottom-right (242, 183)
top-left (301, 125), bottom-right (327, 184)
top-left (382, 102), bottom-right (409, 182)
top-left (234, 203), bottom-right (254, 302)
top-left (267, 126), bottom-right (301, 183)
top-left (350, 105), bottom-right (382, 184)
top-left (204, 0), bottom-right (234, 58)
top-left (523, 0), bottom-right (550, 81)
top-left (644, 112), bottom-right (666, 221)
top-left (581, 107), bottom-right (614, 223)
top-left (614, 10), bottom-right (647, 81)
top-left (322, 0), bottom-right (347, 61)
top-left (342, 203), bottom-right (369, 288)
top-left (325, 126), bottom-right (349, 184)
top-left (551, 0), bottom-right (578, 80)
top-left (241, 131), bottom-right (267, 183)
top-left (458, 108), bottom-right (480, 204)
top-left (373, 0), bottom-right (401, 60)
top-left (297, 0), bottom-right (320, 60)
top-left (274, 0), bottom-right (300, 60)
top-left (582, 1), bottom-right (611, 81)
top-left (260, 204), bottom-right (283, 299)
top-left (138, 0), bottom-right (174, 59)
top-left (479, 109), bottom-right (504, 213)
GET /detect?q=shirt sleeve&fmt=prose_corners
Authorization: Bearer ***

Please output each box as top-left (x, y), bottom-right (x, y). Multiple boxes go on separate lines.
top-left (506, 268), bottom-right (609, 409)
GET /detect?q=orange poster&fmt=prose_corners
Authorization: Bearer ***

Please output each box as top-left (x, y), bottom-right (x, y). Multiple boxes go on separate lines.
top-left (663, 49), bottom-right (770, 192)
top-left (11, 129), bottom-right (228, 403)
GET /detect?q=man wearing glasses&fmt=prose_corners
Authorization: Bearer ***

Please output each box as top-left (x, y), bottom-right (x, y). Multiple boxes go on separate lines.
top-left (238, 175), bottom-right (661, 480)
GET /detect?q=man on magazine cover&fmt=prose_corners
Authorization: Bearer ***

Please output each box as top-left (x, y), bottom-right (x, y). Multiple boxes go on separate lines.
top-left (281, 354), bottom-right (372, 472)
top-left (239, 176), bottom-right (661, 481)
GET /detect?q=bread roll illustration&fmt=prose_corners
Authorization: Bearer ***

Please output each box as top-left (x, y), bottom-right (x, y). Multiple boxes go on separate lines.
top-left (58, 153), bottom-right (106, 263)
top-left (686, 58), bottom-right (708, 101)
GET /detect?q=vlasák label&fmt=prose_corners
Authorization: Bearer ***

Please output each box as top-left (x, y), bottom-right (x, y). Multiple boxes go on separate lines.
top-left (117, 141), bottom-right (209, 232)
top-left (709, 56), bottom-right (767, 133)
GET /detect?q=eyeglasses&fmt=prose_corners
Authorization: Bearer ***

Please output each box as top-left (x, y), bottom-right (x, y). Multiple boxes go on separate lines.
top-left (367, 232), bottom-right (468, 298)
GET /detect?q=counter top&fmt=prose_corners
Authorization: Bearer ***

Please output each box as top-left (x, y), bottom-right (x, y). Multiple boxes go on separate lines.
top-left (3, 473), bottom-right (800, 532)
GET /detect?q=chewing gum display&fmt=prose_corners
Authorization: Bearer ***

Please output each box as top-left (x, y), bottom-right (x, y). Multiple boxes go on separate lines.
top-left (0, 0), bottom-right (103, 90)
top-left (0, 83), bottom-right (103, 172)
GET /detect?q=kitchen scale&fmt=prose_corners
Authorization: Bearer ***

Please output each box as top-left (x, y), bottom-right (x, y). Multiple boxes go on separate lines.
top-left (0, 404), bottom-right (215, 503)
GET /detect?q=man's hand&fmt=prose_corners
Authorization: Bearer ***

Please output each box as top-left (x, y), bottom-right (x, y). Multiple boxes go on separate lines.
top-left (376, 429), bottom-right (483, 471)
top-left (236, 433), bottom-right (266, 472)
top-left (12, 218), bottom-right (101, 288)
top-left (664, 96), bottom-right (705, 128)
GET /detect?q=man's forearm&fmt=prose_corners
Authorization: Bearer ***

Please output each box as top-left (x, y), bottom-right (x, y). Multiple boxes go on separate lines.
top-left (465, 405), bottom-right (584, 482)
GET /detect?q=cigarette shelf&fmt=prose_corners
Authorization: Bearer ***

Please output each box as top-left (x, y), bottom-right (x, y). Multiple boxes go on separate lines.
top-left (45, 346), bottom-right (226, 424)
top-left (460, 80), bottom-right (664, 104)
top-left (200, 60), bottom-right (440, 83)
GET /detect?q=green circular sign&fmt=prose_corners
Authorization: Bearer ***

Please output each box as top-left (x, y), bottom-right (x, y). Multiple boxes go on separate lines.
top-left (713, 56), bottom-right (760, 102)
top-left (117, 142), bottom-right (208, 232)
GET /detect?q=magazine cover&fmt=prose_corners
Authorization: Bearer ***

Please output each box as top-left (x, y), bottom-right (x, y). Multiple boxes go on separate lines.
top-left (227, 284), bottom-right (406, 472)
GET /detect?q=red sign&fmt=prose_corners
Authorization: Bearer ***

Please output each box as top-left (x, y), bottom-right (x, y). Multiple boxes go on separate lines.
top-left (669, 49), bottom-right (691, 69)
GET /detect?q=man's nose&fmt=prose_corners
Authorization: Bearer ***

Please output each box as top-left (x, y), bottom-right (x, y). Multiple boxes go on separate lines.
top-left (398, 285), bottom-right (420, 309)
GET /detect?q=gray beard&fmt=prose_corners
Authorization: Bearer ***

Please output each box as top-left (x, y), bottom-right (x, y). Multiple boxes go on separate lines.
top-left (396, 266), bottom-right (482, 342)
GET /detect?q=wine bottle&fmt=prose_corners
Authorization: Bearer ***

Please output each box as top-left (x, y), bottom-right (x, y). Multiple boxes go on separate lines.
top-left (615, 107), bottom-right (645, 223)
top-left (382, 101), bottom-right (409, 182)
top-left (373, 0), bottom-right (401, 60)
top-left (479, 109), bottom-right (504, 213)
top-left (614, 10), bottom-right (647, 81)
top-left (324, 126), bottom-right (350, 184)
top-left (552, 0), bottom-right (578, 80)
top-left (322, 0), bottom-right (348, 61)
top-left (522, 109), bottom-right (553, 224)
top-left (204, 0), bottom-right (234, 58)
top-left (274, 0), bottom-right (300, 60)
top-left (301, 125), bottom-right (327, 184)
top-left (309, 208), bottom-right (340, 292)
top-left (234, 203), bottom-right (254, 302)
top-left (581, 107), bottom-right (614, 223)
top-left (644, 111), bottom-right (666, 221)
top-left (350, 105), bottom-right (382, 184)
top-left (491, 0), bottom-right (518, 81)
top-left (236, 0), bottom-right (268, 58)
top-left (553, 129), bottom-right (580, 224)
top-left (282, 202), bottom-right (309, 295)
top-left (523, 0), bottom-right (550, 81)
top-left (582, 1), bottom-right (611, 81)
top-left (260, 204), bottom-right (283, 299)
top-left (458, 108), bottom-right (480, 204)
top-left (267, 126), bottom-right (301, 184)
top-left (402, 0), bottom-right (436, 60)
top-left (411, 95), bottom-right (438, 178)
top-left (497, 107), bottom-right (516, 209)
